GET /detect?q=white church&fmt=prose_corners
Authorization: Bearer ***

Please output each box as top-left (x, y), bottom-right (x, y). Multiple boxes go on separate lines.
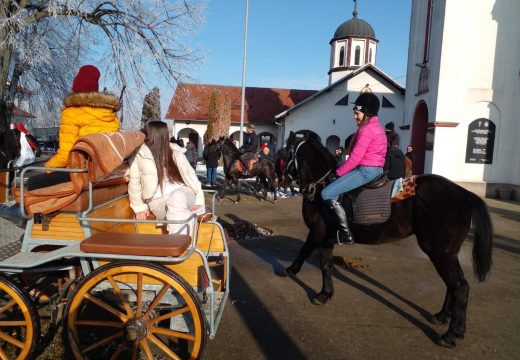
top-left (275, 0), bottom-right (519, 200)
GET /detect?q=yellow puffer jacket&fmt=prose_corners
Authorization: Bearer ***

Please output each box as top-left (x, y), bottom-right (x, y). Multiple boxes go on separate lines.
top-left (45, 92), bottom-right (121, 168)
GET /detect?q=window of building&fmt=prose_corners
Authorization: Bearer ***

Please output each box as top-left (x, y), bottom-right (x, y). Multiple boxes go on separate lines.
top-left (354, 46), bottom-right (361, 65)
top-left (339, 46), bottom-right (345, 66)
top-left (335, 94), bottom-right (349, 106)
top-left (382, 96), bottom-right (395, 108)
top-left (369, 48), bottom-right (372, 63)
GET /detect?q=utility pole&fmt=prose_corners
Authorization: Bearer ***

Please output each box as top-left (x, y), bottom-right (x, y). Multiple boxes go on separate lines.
top-left (239, 0), bottom-right (249, 147)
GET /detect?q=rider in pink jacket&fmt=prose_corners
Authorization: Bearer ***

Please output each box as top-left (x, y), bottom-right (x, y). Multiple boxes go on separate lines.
top-left (321, 92), bottom-right (387, 245)
top-left (336, 116), bottom-right (386, 176)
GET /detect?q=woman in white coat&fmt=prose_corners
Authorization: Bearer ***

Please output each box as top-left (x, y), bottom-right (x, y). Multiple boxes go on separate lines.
top-left (128, 121), bottom-right (205, 235)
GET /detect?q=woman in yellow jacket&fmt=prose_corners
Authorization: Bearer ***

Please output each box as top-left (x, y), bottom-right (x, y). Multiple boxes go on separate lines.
top-left (45, 65), bottom-right (121, 168)
top-left (30, 65), bottom-right (120, 190)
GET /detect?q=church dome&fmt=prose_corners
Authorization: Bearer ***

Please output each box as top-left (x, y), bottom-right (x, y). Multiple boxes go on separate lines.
top-left (333, 15), bottom-right (375, 39)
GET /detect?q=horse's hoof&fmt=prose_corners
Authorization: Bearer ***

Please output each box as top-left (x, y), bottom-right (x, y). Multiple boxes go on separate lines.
top-left (436, 333), bottom-right (457, 348)
top-left (429, 313), bottom-right (449, 325)
top-left (312, 293), bottom-right (331, 305)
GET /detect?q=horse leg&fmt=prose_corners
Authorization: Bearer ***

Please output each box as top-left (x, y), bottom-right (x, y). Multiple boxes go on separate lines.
top-left (271, 176), bottom-right (277, 202)
top-left (430, 255), bottom-right (469, 347)
top-left (286, 232), bottom-right (317, 276)
top-left (430, 289), bottom-right (453, 325)
top-left (313, 245), bottom-right (335, 305)
top-left (235, 179), bottom-right (240, 203)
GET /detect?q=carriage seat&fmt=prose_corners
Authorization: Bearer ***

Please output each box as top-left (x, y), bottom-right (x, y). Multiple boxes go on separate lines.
top-left (80, 232), bottom-right (191, 257)
top-left (14, 131), bottom-right (145, 217)
top-left (59, 165), bottom-right (128, 212)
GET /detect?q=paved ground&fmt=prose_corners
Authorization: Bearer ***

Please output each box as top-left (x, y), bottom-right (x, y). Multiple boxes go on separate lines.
top-left (0, 192), bottom-right (519, 359)
top-left (202, 194), bottom-right (520, 360)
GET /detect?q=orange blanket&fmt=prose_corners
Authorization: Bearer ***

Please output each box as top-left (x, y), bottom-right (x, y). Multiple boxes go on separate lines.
top-left (14, 131), bottom-right (144, 216)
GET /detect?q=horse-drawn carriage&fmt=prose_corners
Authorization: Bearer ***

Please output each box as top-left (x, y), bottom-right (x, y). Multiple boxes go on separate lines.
top-left (0, 131), bottom-right (229, 359)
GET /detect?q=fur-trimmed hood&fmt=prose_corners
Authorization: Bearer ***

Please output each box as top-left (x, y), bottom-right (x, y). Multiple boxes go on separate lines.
top-left (64, 92), bottom-right (121, 111)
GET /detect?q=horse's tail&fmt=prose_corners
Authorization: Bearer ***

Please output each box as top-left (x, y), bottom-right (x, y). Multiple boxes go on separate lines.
top-left (466, 191), bottom-right (493, 281)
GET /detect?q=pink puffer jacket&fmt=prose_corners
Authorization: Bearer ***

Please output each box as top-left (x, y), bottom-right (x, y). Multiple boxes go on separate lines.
top-left (336, 116), bottom-right (387, 176)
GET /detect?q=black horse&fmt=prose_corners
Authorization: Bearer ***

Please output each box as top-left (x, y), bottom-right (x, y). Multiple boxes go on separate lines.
top-left (282, 131), bottom-right (493, 347)
top-left (219, 138), bottom-right (277, 203)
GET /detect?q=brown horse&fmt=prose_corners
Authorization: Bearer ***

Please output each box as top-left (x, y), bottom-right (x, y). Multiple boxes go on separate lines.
top-left (219, 138), bottom-right (277, 203)
top-left (281, 131), bottom-right (493, 347)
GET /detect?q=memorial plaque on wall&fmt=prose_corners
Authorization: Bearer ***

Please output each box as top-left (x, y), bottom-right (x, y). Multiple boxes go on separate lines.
top-left (465, 118), bottom-right (495, 164)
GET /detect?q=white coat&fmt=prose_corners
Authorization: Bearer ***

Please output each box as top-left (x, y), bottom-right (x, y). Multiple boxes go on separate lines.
top-left (128, 143), bottom-right (205, 214)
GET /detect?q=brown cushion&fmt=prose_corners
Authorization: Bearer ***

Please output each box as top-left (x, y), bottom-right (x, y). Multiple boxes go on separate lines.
top-left (60, 183), bottom-right (128, 212)
top-left (80, 232), bottom-right (191, 257)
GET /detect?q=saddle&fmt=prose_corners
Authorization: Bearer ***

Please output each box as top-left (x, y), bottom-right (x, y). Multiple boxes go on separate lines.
top-left (340, 174), bottom-right (418, 225)
top-left (235, 157), bottom-right (258, 174)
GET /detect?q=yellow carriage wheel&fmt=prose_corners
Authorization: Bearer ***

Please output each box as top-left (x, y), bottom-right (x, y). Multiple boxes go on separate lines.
top-left (64, 261), bottom-right (207, 360)
top-left (0, 276), bottom-right (40, 360)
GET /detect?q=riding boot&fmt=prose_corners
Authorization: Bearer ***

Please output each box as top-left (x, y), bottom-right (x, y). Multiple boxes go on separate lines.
top-left (324, 199), bottom-right (354, 245)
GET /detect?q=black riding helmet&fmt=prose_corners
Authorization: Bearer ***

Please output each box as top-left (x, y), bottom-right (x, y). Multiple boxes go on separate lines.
top-left (353, 92), bottom-right (380, 117)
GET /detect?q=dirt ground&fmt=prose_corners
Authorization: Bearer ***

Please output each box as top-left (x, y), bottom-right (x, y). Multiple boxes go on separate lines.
top-left (203, 193), bottom-right (520, 360)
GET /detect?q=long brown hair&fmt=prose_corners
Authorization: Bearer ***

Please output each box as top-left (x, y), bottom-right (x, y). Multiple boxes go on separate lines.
top-left (143, 121), bottom-right (182, 188)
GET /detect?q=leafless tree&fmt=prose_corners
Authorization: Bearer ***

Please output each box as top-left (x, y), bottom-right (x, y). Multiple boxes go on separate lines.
top-left (0, 0), bottom-right (205, 140)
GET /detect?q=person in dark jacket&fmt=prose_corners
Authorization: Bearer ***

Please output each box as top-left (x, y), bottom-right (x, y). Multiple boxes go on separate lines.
top-left (239, 124), bottom-right (259, 175)
top-left (385, 122), bottom-right (400, 148)
top-left (384, 138), bottom-right (406, 180)
top-left (203, 139), bottom-right (221, 187)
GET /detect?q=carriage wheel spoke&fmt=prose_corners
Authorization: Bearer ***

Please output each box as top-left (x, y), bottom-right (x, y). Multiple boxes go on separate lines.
top-left (0, 321), bottom-right (26, 326)
top-left (147, 305), bottom-right (189, 325)
top-left (150, 327), bottom-right (195, 341)
top-left (139, 338), bottom-right (154, 360)
top-left (109, 346), bottom-right (124, 360)
top-left (107, 275), bottom-right (134, 318)
top-left (0, 329), bottom-right (25, 349)
top-left (136, 273), bottom-right (143, 318)
top-left (81, 331), bottom-right (124, 355)
top-left (147, 334), bottom-right (182, 360)
top-left (74, 320), bottom-right (124, 328)
top-left (84, 293), bottom-right (128, 321)
top-left (131, 339), bottom-right (139, 360)
top-left (142, 284), bottom-right (170, 319)
top-left (0, 300), bottom-right (16, 315)
top-left (0, 349), bottom-right (9, 360)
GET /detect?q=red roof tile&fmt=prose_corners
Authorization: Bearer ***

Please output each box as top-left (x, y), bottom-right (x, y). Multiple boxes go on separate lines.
top-left (165, 83), bottom-right (317, 125)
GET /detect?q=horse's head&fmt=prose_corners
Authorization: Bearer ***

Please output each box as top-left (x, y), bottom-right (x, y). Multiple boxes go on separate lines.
top-left (281, 131), bottom-right (336, 189)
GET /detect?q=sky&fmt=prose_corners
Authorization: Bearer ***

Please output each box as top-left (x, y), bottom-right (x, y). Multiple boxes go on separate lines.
top-left (189, 0), bottom-right (412, 91)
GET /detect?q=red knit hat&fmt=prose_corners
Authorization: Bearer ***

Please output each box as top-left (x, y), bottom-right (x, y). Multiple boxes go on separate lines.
top-left (261, 143), bottom-right (268, 152)
top-left (72, 65), bottom-right (101, 93)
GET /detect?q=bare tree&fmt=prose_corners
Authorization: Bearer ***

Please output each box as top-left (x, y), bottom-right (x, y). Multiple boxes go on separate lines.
top-left (0, 0), bottom-right (205, 155)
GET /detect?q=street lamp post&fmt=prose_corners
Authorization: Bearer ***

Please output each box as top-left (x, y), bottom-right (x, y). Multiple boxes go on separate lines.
top-left (239, 0), bottom-right (249, 147)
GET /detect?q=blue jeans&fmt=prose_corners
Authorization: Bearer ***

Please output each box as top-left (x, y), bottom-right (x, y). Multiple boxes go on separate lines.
top-left (207, 167), bottom-right (217, 184)
top-left (321, 166), bottom-right (383, 201)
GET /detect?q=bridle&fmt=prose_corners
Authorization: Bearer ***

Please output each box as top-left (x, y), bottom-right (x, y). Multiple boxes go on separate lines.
top-left (283, 138), bottom-right (331, 201)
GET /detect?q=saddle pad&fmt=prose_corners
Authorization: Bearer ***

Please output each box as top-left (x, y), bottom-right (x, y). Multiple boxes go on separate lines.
top-left (391, 176), bottom-right (417, 202)
top-left (353, 180), bottom-right (394, 225)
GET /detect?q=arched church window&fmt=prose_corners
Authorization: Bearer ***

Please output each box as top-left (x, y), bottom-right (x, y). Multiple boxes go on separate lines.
top-left (339, 46), bottom-right (345, 66)
top-left (354, 46), bottom-right (361, 65)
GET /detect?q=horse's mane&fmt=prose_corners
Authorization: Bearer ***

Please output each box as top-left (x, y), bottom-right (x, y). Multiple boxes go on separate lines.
top-left (222, 138), bottom-right (241, 157)
top-left (305, 137), bottom-right (337, 171)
